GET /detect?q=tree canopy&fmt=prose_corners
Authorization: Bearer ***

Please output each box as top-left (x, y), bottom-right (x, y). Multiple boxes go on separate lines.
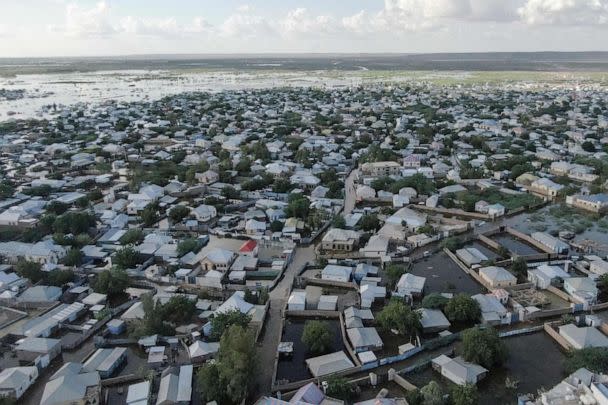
top-left (94, 267), bottom-right (129, 297)
top-left (197, 325), bottom-right (257, 404)
top-left (444, 294), bottom-right (481, 324)
top-left (461, 326), bottom-right (508, 369)
top-left (302, 320), bottom-right (333, 355)
top-left (376, 299), bottom-right (421, 336)
top-left (565, 347), bottom-right (608, 374)
top-left (210, 310), bottom-right (252, 341)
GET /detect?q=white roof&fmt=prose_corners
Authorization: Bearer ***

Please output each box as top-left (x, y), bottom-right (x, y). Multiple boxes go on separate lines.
top-left (127, 381), bottom-right (150, 405)
top-left (305, 351), bottom-right (355, 378)
top-left (215, 291), bottom-right (254, 315)
top-left (479, 266), bottom-right (517, 283)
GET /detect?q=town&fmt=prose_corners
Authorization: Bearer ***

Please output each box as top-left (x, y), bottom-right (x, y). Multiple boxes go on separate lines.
top-left (1, 80), bottom-right (608, 405)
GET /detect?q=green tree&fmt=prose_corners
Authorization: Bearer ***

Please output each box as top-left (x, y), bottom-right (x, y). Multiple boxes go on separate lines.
top-left (420, 381), bottom-right (443, 405)
top-left (94, 267), bottom-right (129, 297)
top-left (285, 195), bottom-right (310, 219)
top-left (120, 229), bottom-right (144, 245)
top-left (332, 215), bottom-right (346, 229)
top-left (461, 327), bottom-right (508, 369)
top-left (444, 294), bottom-right (481, 324)
top-left (177, 238), bottom-right (201, 257)
top-left (197, 325), bottom-right (256, 404)
top-left (15, 260), bottom-right (44, 283)
top-left (385, 264), bottom-right (407, 289)
top-left (301, 320), bottom-right (333, 355)
top-left (510, 257), bottom-right (528, 283)
top-left (46, 201), bottom-right (69, 215)
top-left (210, 310), bottom-right (252, 341)
top-left (450, 384), bottom-right (479, 405)
top-left (422, 293), bottom-right (450, 310)
top-left (113, 246), bottom-right (140, 269)
top-left (140, 202), bottom-right (159, 226)
top-left (440, 237), bottom-right (463, 251)
top-left (63, 249), bottom-right (83, 266)
top-left (270, 220), bottom-right (284, 232)
top-left (169, 205), bottom-right (191, 223)
top-left (325, 376), bottom-right (358, 401)
top-left (46, 269), bottom-right (75, 286)
top-left (162, 295), bottom-right (197, 324)
top-left (376, 299), bottom-right (421, 336)
top-left (359, 214), bottom-right (380, 232)
top-left (565, 347), bottom-right (608, 374)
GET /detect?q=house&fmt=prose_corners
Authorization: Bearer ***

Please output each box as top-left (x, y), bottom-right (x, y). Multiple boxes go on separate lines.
top-left (127, 381), bottom-right (151, 405)
top-left (566, 194), bottom-right (608, 213)
top-left (347, 327), bottom-right (384, 352)
top-left (196, 170), bottom-right (219, 184)
top-left (530, 178), bottom-right (564, 199)
top-left (156, 365), bottom-right (193, 405)
top-left (479, 266), bottom-right (517, 288)
top-left (528, 264), bottom-right (570, 289)
top-left (200, 248), bottom-right (236, 271)
top-left (41, 366), bottom-right (100, 405)
top-left (318, 295), bottom-right (338, 311)
top-left (418, 308), bottom-right (451, 333)
top-left (288, 290), bottom-right (307, 311)
top-left (321, 228), bottom-right (360, 252)
top-left (360, 283), bottom-right (386, 309)
top-left (472, 294), bottom-right (508, 325)
top-left (188, 340), bottom-right (220, 363)
top-left (18, 285), bottom-right (62, 303)
top-left (487, 203), bottom-right (506, 217)
top-left (83, 347), bottom-right (127, 378)
top-left (361, 161), bottom-right (402, 176)
top-left (432, 355), bottom-right (488, 386)
top-left (531, 232), bottom-right (569, 254)
top-left (305, 351), bottom-right (355, 378)
top-left (564, 277), bottom-right (598, 305)
top-left (455, 248), bottom-right (488, 267)
top-left (394, 273), bottom-right (425, 298)
top-left (559, 324), bottom-right (608, 349)
top-left (321, 265), bottom-right (353, 282)
top-left (0, 366), bottom-right (38, 399)
top-left (15, 337), bottom-right (61, 363)
top-left (386, 207), bottom-right (427, 231)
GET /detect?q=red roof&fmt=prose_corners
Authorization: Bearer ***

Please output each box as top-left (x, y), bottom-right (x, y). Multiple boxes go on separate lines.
top-left (239, 239), bottom-right (258, 252)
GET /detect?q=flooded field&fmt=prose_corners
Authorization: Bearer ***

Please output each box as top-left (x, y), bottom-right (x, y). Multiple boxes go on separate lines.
top-left (275, 318), bottom-right (345, 383)
top-left (409, 252), bottom-right (486, 296)
top-left (494, 234), bottom-right (541, 256)
top-left (406, 332), bottom-right (566, 403)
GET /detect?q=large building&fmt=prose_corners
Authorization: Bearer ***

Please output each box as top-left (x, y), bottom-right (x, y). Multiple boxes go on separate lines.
top-left (566, 194), bottom-right (608, 213)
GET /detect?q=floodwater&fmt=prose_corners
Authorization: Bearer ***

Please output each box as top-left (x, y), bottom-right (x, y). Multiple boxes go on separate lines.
top-left (409, 251), bottom-right (486, 296)
top-left (275, 318), bottom-right (345, 383)
top-left (0, 70), bottom-right (373, 121)
top-left (405, 332), bottom-right (566, 403)
top-left (494, 234), bottom-right (541, 256)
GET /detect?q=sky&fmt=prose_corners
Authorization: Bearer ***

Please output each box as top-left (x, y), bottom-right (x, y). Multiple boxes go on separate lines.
top-left (0, 0), bottom-right (607, 57)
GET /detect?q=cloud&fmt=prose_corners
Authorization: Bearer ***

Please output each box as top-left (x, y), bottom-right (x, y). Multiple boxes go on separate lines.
top-left (220, 7), bottom-right (273, 38)
top-left (49, 1), bottom-right (115, 37)
top-left (280, 8), bottom-right (336, 37)
top-left (518, 0), bottom-right (608, 26)
top-left (119, 16), bottom-right (212, 38)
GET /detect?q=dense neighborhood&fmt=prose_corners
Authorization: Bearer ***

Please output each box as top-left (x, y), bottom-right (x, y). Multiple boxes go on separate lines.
top-left (1, 80), bottom-right (608, 405)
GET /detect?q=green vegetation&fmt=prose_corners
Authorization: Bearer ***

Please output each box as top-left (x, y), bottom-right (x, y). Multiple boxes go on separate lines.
top-left (565, 347), bottom-right (608, 374)
top-left (168, 205), bottom-right (191, 223)
top-left (450, 187), bottom-right (541, 212)
top-left (130, 294), bottom-right (197, 337)
top-left (325, 376), bottom-right (358, 401)
top-left (422, 293), bottom-right (450, 310)
top-left (377, 299), bottom-right (421, 336)
top-left (302, 320), bottom-right (333, 355)
top-left (420, 381), bottom-right (443, 405)
top-left (450, 384), bottom-right (479, 405)
top-left (285, 193), bottom-right (310, 220)
top-left (62, 248), bottom-right (83, 267)
top-left (120, 229), bottom-right (144, 245)
top-left (461, 327), bottom-right (508, 369)
top-left (93, 267), bottom-right (129, 297)
top-left (370, 173), bottom-right (435, 195)
top-left (177, 238), bottom-right (202, 257)
top-left (210, 310), bottom-right (252, 341)
top-left (385, 264), bottom-right (407, 289)
top-left (510, 257), bottom-right (528, 283)
top-left (197, 325), bottom-right (256, 404)
top-left (444, 294), bottom-right (481, 324)
top-left (113, 246), bottom-right (140, 269)
top-left (359, 214), bottom-right (380, 232)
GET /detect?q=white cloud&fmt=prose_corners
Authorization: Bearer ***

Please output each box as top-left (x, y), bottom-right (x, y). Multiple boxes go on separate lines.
top-left (220, 7), bottom-right (273, 38)
top-left (518, 0), bottom-right (608, 26)
top-left (280, 8), bottom-right (336, 37)
top-left (119, 16), bottom-right (212, 38)
top-left (49, 1), bottom-right (115, 37)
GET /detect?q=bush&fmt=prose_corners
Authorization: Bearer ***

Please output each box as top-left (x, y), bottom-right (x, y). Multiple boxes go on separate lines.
top-left (444, 294), bottom-right (481, 324)
top-left (302, 320), bottom-right (333, 355)
top-left (564, 347), bottom-right (608, 374)
top-left (450, 384), bottom-right (479, 405)
top-left (376, 299), bottom-right (421, 336)
top-left (422, 293), bottom-right (450, 310)
top-left (461, 326), bottom-right (508, 369)
top-left (210, 310), bottom-right (252, 341)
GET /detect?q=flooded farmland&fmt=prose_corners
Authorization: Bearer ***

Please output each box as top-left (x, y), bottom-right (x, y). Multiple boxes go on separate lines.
top-left (409, 251), bottom-right (486, 296)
